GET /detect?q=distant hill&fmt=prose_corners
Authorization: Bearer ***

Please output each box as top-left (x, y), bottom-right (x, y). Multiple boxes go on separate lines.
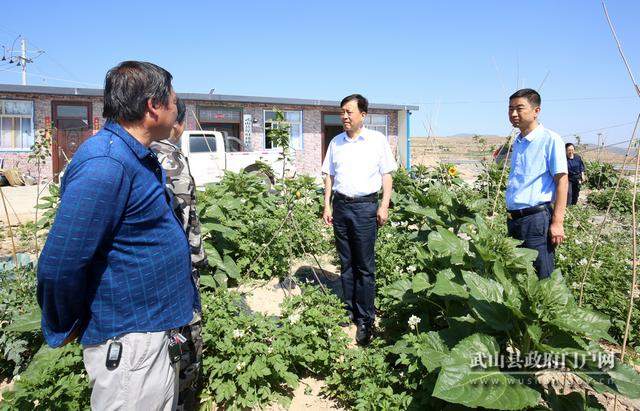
top-left (411, 135), bottom-right (631, 164)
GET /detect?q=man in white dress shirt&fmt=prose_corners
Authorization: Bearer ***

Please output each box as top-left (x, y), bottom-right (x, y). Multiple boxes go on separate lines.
top-left (321, 94), bottom-right (397, 345)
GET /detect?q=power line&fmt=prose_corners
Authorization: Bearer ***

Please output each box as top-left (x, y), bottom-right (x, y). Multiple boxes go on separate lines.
top-left (0, 68), bottom-right (100, 87)
top-left (560, 121), bottom-right (637, 137)
top-left (421, 96), bottom-right (638, 105)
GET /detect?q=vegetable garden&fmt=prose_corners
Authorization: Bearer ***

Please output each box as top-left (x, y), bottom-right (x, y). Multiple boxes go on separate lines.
top-left (1, 157), bottom-right (639, 410)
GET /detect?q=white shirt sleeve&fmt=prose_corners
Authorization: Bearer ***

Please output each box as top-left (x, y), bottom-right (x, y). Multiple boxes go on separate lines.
top-left (321, 140), bottom-right (334, 175)
top-left (379, 136), bottom-right (397, 174)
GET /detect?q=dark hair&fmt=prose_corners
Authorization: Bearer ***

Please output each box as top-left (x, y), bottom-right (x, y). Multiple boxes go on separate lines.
top-left (340, 94), bottom-right (368, 113)
top-left (175, 98), bottom-right (186, 125)
top-left (103, 61), bottom-right (173, 122)
top-left (565, 143), bottom-right (575, 149)
top-left (509, 88), bottom-right (541, 107)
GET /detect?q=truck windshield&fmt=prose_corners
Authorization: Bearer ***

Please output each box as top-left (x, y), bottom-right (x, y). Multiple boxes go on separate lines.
top-left (189, 134), bottom-right (217, 153)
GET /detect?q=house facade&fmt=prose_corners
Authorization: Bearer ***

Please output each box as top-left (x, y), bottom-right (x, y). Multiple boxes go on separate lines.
top-left (0, 84), bottom-right (417, 182)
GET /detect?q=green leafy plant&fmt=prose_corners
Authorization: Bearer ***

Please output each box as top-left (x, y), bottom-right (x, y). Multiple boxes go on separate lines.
top-left (279, 286), bottom-right (350, 376)
top-left (34, 183), bottom-right (60, 233)
top-left (323, 343), bottom-right (412, 411)
top-left (0, 267), bottom-right (42, 380)
top-left (374, 172), bottom-right (640, 410)
top-left (585, 161), bottom-right (630, 190)
top-left (198, 172), bottom-right (330, 284)
top-left (0, 344), bottom-right (90, 410)
top-left (199, 289), bottom-right (298, 410)
top-left (557, 207), bottom-right (639, 348)
top-left (199, 285), bottom-right (349, 410)
top-left (587, 187), bottom-right (637, 214)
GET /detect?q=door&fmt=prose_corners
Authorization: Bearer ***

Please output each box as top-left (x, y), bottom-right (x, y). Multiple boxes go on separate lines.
top-left (51, 101), bottom-right (92, 181)
top-left (321, 113), bottom-right (343, 163)
top-left (182, 131), bottom-right (224, 186)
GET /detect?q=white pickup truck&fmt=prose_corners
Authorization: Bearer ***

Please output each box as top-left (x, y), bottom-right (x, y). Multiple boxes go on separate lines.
top-left (179, 130), bottom-right (292, 186)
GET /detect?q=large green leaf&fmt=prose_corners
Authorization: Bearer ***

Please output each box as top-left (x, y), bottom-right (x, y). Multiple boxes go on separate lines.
top-left (428, 227), bottom-right (465, 265)
top-left (549, 307), bottom-right (612, 343)
top-left (433, 333), bottom-right (541, 410)
top-left (579, 359), bottom-right (640, 399)
top-left (545, 389), bottom-right (605, 411)
top-left (462, 271), bottom-right (514, 331)
top-left (221, 255), bottom-right (240, 279)
top-left (417, 332), bottom-right (450, 372)
top-left (389, 331), bottom-right (449, 373)
top-left (383, 278), bottom-right (413, 301)
top-left (199, 274), bottom-right (219, 289)
top-left (492, 262), bottom-right (524, 318)
top-left (202, 223), bottom-right (235, 236)
top-left (606, 361), bottom-right (640, 398)
top-left (513, 247), bottom-right (539, 265)
top-left (430, 269), bottom-right (468, 299)
top-left (4, 307), bottom-right (41, 333)
top-left (411, 272), bottom-right (431, 293)
top-left (206, 246), bottom-right (223, 268)
top-left (529, 270), bottom-right (574, 320)
top-left (405, 204), bottom-right (445, 225)
top-left (462, 270), bottom-right (504, 303)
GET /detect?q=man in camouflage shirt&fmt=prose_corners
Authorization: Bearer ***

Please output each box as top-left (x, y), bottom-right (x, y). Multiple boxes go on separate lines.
top-left (151, 98), bottom-right (205, 411)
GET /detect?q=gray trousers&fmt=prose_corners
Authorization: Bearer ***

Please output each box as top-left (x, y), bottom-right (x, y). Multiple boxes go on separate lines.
top-left (83, 331), bottom-right (178, 411)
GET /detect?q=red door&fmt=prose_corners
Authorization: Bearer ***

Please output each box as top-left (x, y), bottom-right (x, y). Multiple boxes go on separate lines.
top-left (51, 102), bottom-right (93, 181)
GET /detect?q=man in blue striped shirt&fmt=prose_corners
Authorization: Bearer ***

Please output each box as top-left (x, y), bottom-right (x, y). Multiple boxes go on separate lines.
top-left (37, 61), bottom-right (197, 410)
top-left (505, 88), bottom-right (568, 279)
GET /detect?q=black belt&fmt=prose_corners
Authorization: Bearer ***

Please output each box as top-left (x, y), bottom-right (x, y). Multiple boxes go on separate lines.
top-left (333, 191), bottom-right (378, 203)
top-left (507, 202), bottom-right (551, 220)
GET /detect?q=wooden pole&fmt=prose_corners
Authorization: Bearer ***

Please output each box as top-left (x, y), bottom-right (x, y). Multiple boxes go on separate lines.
top-left (0, 186), bottom-right (18, 267)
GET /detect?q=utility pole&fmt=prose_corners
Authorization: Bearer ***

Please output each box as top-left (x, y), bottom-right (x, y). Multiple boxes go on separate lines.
top-left (21, 38), bottom-right (27, 85)
top-left (1, 36), bottom-right (42, 85)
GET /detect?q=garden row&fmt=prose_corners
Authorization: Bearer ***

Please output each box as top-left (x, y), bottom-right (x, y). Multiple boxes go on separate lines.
top-left (1, 161), bottom-right (639, 410)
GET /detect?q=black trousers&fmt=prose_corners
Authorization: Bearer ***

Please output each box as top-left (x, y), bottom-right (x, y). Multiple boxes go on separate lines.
top-left (332, 197), bottom-right (378, 325)
top-left (567, 180), bottom-right (580, 206)
top-left (507, 206), bottom-right (555, 279)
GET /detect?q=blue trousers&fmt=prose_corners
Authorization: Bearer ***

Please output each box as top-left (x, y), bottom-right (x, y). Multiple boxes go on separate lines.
top-left (507, 207), bottom-right (555, 279)
top-left (332, 198), bottom-right (378, 325)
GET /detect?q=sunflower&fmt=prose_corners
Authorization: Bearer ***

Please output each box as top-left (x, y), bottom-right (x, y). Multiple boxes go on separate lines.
top-left (447, 166), bottom-right (458, 177)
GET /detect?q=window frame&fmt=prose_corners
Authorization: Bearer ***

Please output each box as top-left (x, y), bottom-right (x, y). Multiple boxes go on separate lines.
top-left (0, 99), bottom-right (35, 152)
top-left (364, 113), bottom-right (388, 138)
top-left (263, 109), bottom-right (303, 150)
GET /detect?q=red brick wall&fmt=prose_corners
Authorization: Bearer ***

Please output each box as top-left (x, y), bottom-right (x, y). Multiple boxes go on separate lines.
top-left (1, 93), bottom-right (104, 182)
top-left (1, 92), bottom-right (400, 181)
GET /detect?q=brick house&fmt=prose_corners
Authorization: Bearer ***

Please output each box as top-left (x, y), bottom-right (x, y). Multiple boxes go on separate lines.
top-left (0, 84), bottom-right (417, 182)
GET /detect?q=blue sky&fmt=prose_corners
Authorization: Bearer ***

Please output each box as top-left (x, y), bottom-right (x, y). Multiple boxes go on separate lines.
top-left (1, 0), bottom-right (638, 145)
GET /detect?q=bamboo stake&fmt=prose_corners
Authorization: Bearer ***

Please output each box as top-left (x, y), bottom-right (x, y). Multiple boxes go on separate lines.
top-left (621, 136), bottom-right (640, 362)
top-left (0, 186), bottom-right (18, 267)
top-left (579, 114), bottom-right (640, 305)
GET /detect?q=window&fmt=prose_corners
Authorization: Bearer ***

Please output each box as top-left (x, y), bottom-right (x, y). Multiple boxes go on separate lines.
top-left (54, 103), bottom-right (90, 131)
top-left (0, 100), bottom-right (34, 150)
top-left (264, 110), bottom-right (303, 150)
top-left (364, 114), bottom-right (388, 137)
top-left (189, 134), bottom-right (217, 153)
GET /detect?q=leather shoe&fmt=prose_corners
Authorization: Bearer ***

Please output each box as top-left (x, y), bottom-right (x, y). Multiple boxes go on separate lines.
top-left (355, 323), bottom-right (373, 346)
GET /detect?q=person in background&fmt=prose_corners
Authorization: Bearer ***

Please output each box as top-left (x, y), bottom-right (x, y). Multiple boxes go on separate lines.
top-left (566, 142), bottom-right (586, 206)
top-left (151, 98), bottom-right (206, 411)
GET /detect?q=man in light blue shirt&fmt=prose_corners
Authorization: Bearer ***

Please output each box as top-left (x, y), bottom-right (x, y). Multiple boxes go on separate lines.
top-left (321, 94), bottom-right (397, 345)
top-left (505, 88), bottom-right (568, 279)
